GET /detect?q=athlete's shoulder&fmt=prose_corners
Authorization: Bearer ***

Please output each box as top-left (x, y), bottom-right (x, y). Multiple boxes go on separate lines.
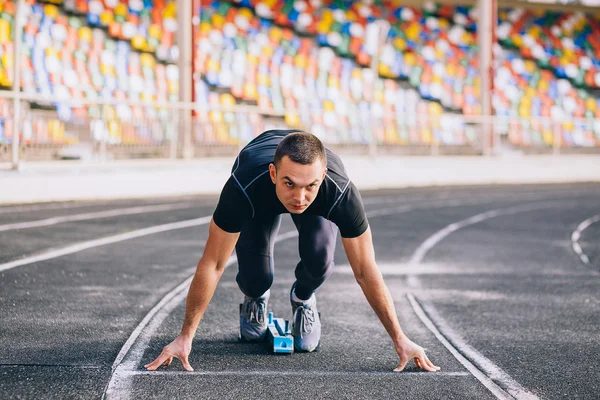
top-left (323, 147), bottom-right (350, 190)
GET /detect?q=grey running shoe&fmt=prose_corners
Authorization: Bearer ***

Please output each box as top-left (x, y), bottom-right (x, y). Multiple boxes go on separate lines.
top-left (290, 285), bottom-right (321, 352)
top-left (240, 290), bottom-right (270, 341)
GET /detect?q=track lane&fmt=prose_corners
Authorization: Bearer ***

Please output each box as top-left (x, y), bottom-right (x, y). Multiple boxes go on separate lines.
top-left (404, 202), bottom-right (600, 399)
top-left (0, 202), bottom-right (200, 233)
top-left (0, 205), bottom-right (217, 264)
top-left (125, 228), bottom-right (494, 400)
top-left (1, 184), bottom-right (599, 399)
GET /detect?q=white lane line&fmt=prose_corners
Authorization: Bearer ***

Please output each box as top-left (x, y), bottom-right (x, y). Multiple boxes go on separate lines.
top-left (119, 370), bottom-right (470, 377)
top-left (0, 191), bottom-right (469, 274)
top-left (405, 202), bottom-right (564, 398)
top-left (571, 214), bottom-right (600, 265)
top-left (407, 294), bottom-right (539, 400)
top-left (410, 201), bottom-right (567, 265)
top-left (0, 216), bottom-right (212, 273)
top-left (0, 202), bottom-right (107, 214)
top-left (0, 202), bottom-right (198, 232)
top-left (109, 270), bottom-right (199, 372)
top-left (103, 230), bottom-right (299, 400)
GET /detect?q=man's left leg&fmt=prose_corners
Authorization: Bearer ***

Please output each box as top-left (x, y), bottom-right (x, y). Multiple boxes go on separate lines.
top-left (236, 214), bottom-right (282, 341)
top-left (290, 214), bottom-right (338, 351)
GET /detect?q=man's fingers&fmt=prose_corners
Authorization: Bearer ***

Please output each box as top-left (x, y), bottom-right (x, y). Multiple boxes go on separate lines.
top-left (165, 357), bottom-right (173, 367)
top-left (424, 355), bottom-right (440, 371)
top-left (414, 357), bottom-right (423, 369)
top-left (144, 354), bottom-right (167, 371)
top-left (144, 347), bottom-right (174, 370)
top-left (181, 355), bottom-right (194, 372)
top-left (418, 355), bottom-right (439, 372)
top-left (393, 357), bottom-right (409, 372)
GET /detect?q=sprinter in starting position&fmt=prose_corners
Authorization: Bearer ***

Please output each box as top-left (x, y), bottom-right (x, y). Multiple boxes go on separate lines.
top-left (145, 130), bottom-right (440, 373)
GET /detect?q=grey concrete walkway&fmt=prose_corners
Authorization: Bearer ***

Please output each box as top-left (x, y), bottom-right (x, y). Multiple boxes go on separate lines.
top-left (1, 155), bottom-right (599, 204)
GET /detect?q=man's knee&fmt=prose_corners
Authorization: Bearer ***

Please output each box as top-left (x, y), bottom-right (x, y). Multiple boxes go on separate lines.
top-left (237, 270), bottom-right (273, 298)
top-left (303, 242), bottom-right (335, 269)
top-left (299, 252), bottom-right (335, 281)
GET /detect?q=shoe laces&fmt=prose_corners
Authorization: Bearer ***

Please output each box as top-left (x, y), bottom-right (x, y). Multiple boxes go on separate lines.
top-left (295, 305), bottom-right (315, 337)
top-left (247, 299), bottom-right (266, 325)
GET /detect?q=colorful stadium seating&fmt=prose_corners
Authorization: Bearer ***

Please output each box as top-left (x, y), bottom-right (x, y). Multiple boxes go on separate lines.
top-left (1, 0), bottom-right (599, 149)
top-left (0, 1), bottom-right (16, 88)
top-left (210, 0), bottom-right (598, 147)
top-left (0, 0), bottom-right (180, 146)
top-left (494, 7), bottom-right (600, 146)
top-left (194, 1), bottom-right (462, 146)
top-left (31, 0), bottom-right (178, 62)
top-left (497, 8), bottom-right (600, 89)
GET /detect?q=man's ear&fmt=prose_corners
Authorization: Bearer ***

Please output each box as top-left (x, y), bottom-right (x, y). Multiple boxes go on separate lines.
top-left (269, 163), bottom-right (277, 184)
top-left (321, 167), bottom-right (328, 180)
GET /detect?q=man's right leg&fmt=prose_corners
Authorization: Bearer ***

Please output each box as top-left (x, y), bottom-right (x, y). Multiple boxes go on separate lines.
top-left (288, 214), bottom-right (338, 352)
top-left (236, 214), bottom-right (281, 341)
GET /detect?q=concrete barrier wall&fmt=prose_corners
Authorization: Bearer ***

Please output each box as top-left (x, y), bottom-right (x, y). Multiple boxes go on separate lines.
top-left (1, 155), bottom-right (599, 204)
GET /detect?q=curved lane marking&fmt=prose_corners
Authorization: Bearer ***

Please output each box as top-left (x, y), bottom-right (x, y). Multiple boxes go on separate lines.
top-left (410, 201), bottom-right (568, 265)
top-left (571, 214), bottom-right (600, 266)
top-left (406, 202), bottom-right (576, 399)
top-left (0, 202), bottom-right (198, 232)
top-left (408, 294), bottom-right (538, 400)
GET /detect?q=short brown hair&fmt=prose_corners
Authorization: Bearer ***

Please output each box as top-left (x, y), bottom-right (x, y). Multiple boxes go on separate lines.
top-left (274, 132), bottom-right (327, 168)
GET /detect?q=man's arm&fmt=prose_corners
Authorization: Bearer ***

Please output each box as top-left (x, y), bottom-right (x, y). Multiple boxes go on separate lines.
top-left (144, 219), bottom-right (240, 371)
top-left (341, 226), bottom-right (440, 372)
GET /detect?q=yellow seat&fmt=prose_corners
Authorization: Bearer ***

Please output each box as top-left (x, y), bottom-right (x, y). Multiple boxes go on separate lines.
top-left (44, 4), bottom-right (60, 20)
top-left (100, 10), bottom-right (114, 26)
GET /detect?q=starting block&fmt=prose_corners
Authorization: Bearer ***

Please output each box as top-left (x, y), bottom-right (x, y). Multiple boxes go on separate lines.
top-left (266, 312), bottom-right (294, 354)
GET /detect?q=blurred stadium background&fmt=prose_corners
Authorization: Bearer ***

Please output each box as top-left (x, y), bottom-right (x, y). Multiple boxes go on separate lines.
top-left (1, 0), bottom-right (600, 165)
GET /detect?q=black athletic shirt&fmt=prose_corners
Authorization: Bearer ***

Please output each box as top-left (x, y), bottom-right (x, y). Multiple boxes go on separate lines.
top-left (212, 130), bottom-right (369, 238)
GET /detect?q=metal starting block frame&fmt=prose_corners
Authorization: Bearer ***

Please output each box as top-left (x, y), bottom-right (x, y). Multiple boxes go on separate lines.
top-left (266, 312), bottom-right (294, 354)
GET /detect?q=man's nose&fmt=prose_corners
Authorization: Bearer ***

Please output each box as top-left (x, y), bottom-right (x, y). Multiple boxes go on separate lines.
top-left (293, 188), bottom-right (305, 201)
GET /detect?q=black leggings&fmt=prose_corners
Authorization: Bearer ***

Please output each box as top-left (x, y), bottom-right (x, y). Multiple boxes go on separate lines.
top-left (235, 213), bottom-right (338, 300)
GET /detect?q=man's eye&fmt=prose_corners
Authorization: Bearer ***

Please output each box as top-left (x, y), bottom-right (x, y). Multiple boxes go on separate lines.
top-left (285, 182), bottom-right (293, 187)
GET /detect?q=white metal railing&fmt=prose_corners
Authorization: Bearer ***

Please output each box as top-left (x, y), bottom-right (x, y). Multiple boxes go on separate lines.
top-left (0, 91), bottom-right (599, 166)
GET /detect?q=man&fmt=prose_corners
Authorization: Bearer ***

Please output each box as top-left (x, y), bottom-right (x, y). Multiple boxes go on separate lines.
top-left (145, 130), bottom-right (439, 372)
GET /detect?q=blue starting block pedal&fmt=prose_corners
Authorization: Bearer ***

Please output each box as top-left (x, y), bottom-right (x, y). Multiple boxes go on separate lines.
top-left (266, 312), bottom-right (294, 354)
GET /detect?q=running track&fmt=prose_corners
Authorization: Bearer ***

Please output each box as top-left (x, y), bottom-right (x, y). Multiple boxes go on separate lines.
top-left (0, 184), bottom-right (598, 399)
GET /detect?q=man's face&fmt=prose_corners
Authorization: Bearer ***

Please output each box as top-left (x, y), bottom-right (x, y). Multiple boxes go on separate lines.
top-left (269, 156), bottom-right (327, 214)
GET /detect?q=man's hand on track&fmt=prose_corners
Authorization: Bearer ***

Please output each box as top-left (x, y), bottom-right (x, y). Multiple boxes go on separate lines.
top-left (144, 335), bottom-right (194, 372)
top-left (394, 337), bottom-right (440, 372)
